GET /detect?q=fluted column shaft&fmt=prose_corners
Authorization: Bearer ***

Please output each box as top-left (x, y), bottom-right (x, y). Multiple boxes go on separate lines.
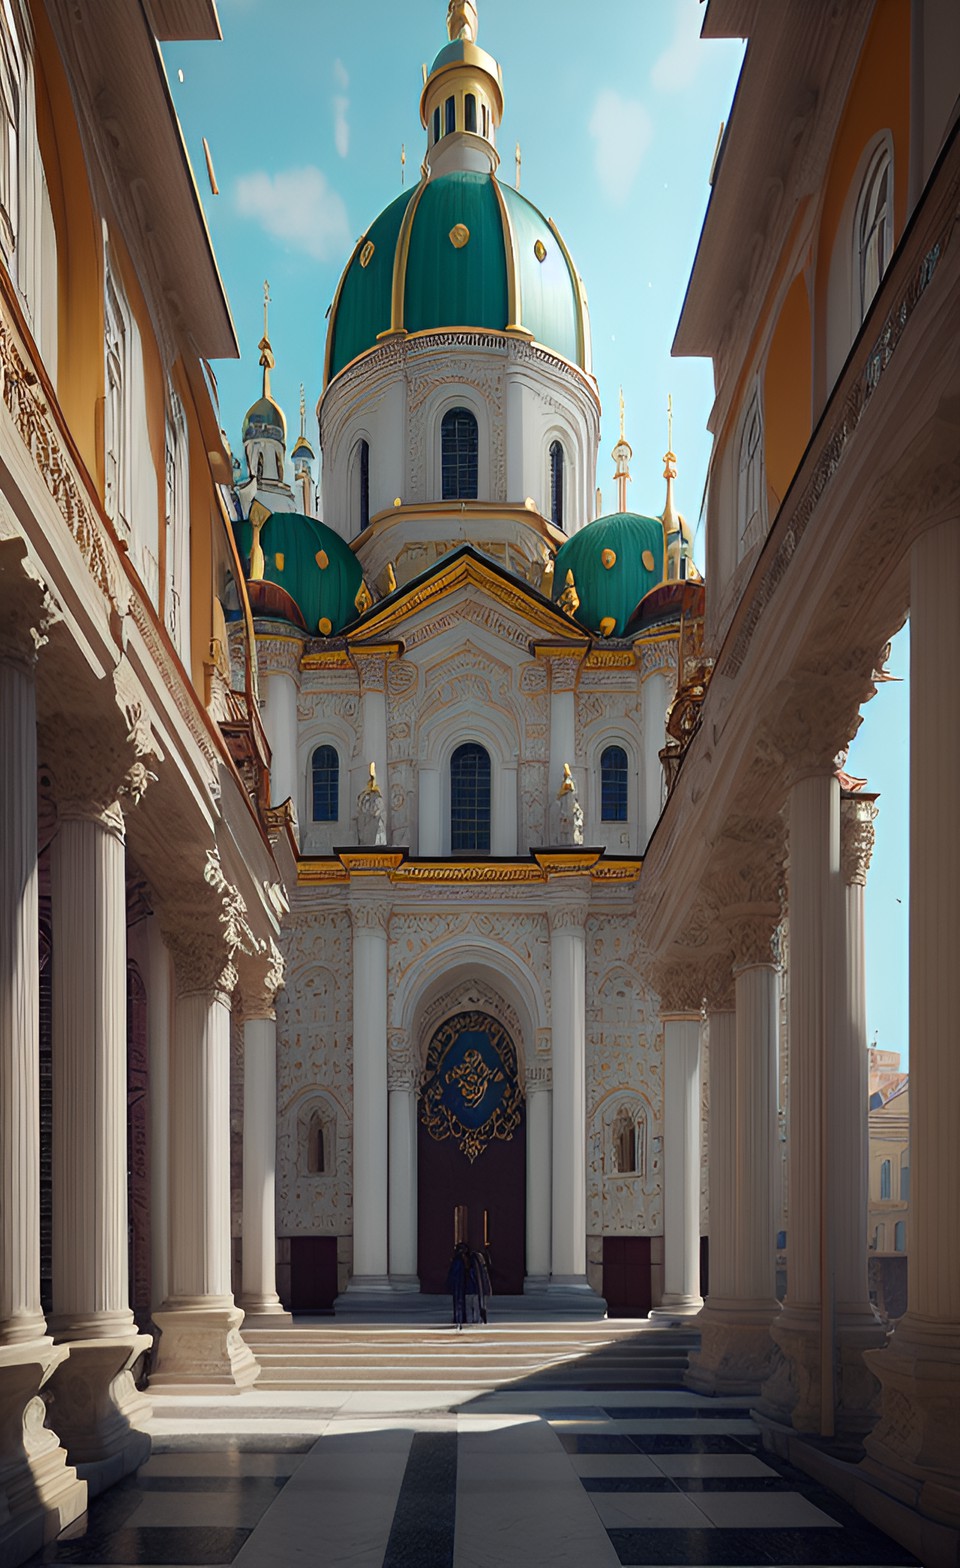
top-left (388, 1082), bottom-right (418, 1282)
top-left (550, 913), bottom-right (587, 1281)
top-left (525, 1078), bottom-right (552, 1281)
top-left (735, 961), bottom-right (780, 1304)
top-left (350, 906), bottom-right (389, 1284)
top-left (50, 810), bottom-right (134, 1338)
top-left (863, 516), bottom-right (960, 1518)
top-left (0, 655), bottom-right (44, 1345)
top-left (240, 1015), bottom-right (285, 1314)
top-left (659, 1014), bottom-right (703, 1314)
top-left (167, 987), bottom-right (234, 1300)
top-left (146, 920), bottom-right (172, 1312)
top-left (704, 1008), bottom-right (737, 1302)
top-left (835, 797), bottom-right (877, 1316)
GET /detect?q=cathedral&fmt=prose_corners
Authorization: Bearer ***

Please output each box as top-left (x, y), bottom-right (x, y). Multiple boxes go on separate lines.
top-left (1, 0), bottom-right (959, 1563)
top-left (221, 0), bottom-right (700, 1318)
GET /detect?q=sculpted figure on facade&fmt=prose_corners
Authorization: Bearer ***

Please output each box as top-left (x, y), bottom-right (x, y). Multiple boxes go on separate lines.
top-left (356, 762), bottom-right (387, 846)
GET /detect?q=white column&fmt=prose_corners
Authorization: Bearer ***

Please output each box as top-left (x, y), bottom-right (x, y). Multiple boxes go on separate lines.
top-left (766, 769), bottom-right (842, 1434)
top-left (146, 919), bottom-right (171, 1313)
top-left (525, 1070), bottom-right (552, 1284)
top-left (47, 788), bottom-right (151, 1475)
top-left (239, 962), bottom-right (290, 1323)
top-left (151, 938), bottom-right (259, 1389)
top-left (388, 1063), bottom-right (418, 1285)
top-left (734, 956), bottom-right (781, 1313)
top-left (641, 665), bottom-right (671, 847)
top-left (864, 517), bottom-right (960, 1523)
top-left (656, 1009), bottom-right (703, 1316)
top-left (0, 612), bottom-right (85, 1552)
top-left (493, 762), bottom-right (518, 856)
top-left (703, 1003), bottom-right (737, 1304)
top-left (348, 901), bottom-right (390, 1287)
top-left (419, 767), bottom-right (441, 856)
top-left (549, 904), bottom-right (590, 1287)
top-left (264, 668), bottom-right (300, 816)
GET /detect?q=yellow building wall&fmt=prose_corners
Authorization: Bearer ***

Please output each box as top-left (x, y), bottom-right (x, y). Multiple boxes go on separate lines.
top-left (179, 361), bottom-right (216, 691)
top-left (763, 273), bottom-right (812, 514)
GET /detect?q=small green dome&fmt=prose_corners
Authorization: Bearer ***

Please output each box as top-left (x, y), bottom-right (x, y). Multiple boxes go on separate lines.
top-left (326, 170), bottom-right (586, 382)
top-left (552, 513), bottom-right (665, 638)
top-left (236, 512), bottom-right (362, 636)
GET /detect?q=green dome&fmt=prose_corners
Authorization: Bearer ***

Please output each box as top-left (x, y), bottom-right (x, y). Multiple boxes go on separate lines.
top-left (236, 512), bottom-right (363, 636)
top-left (552, 513), bottom-right (665, 638)
top-left (325, 170), bottom-right (586, 382)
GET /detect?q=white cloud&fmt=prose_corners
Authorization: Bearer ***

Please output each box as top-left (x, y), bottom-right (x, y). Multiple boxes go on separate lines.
top-left (650, 4), bottom-right (704, 94)
top-left (333, 58), bottom-right (349, 90)
top-left (234, 167), bottom-right (350, 261)
top-left (588, 89), bottom-right (652, 204)
top-left (333, 59), bottom-right (349, 158)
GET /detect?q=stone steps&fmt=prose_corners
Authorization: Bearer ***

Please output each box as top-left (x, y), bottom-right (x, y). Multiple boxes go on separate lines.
top-left (240, 1321), bottom-right (698, 1392)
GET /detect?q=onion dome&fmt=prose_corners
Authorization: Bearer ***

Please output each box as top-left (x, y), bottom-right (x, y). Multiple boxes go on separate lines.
top-left (238, 511), bottom-right (363, 636)
top-left (552, 512), bottom-right (665, 638)
top-left (291, 384), bottom-right (315, 468)
top-left (243, 280), bottom-right (287, 447)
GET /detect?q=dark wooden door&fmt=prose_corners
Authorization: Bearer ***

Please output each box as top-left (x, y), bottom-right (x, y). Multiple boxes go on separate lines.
top-left (602, 1236), bottom-right (652, 1317)
top-left (289, 1236), bottom-right (338, 1311)
top-left (417, 1011), bottom-right (525, 1296)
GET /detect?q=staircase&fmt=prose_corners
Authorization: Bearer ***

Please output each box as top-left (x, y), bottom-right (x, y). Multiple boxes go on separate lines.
top-left (241, 1321), bottom-right (698, 1393)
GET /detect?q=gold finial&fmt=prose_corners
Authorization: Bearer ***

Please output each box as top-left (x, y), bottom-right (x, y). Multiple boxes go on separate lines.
top-left (385, 561), bottom-right (397, 594)
top-left (299, 383), bottom-right (306, 439)
top-left (558, 567), bottom-right (580, 617)
top-left (447, 0), bottom-right (478, 42)
top-left (619, 385), bottom-right (625, 443)
top-left (667, 391), bottom-right (673, 456)
top-left (515, 142), bottom-right (522, 190)
top-left (611, 387), bottom-right (632, 514)
top-left (258, 279), bottom-right (275, 398)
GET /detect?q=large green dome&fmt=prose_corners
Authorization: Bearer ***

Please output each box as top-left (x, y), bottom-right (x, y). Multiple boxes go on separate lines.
top-left (236, 512), bottom-right (363, 636)
top-left (325, 170), bottom-right (588, 384)
top-left (552, 513), bottom-right (665, 638)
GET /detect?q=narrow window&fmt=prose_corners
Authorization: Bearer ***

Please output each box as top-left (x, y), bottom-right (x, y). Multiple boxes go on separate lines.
top-left (601, 745), bottom-right (628, 822)
top-left (737, 393), bottom-right (763, 550)
top-left (613, 1107), bottom-right (637, 1173)
top-left (433, 105), bottom-right (441, 144)
top-left (880, 1158), bottom-right (892, 1200)
top-left (857, 144), bottom-right (892, 322)
top-left (894, 1220), bottom-right (905, 1253)
top-left (900, 1162), bottom-right (910, 1201)
top-left (549, 440), bottom-right (564, 529)
top-left (359, 438), bottom-right (370, 532)
top-left (465, 93), bottom-right (477, 133)
top-left (450, 742), bottom-right (491, 853)
top-left (445, 95), bottom-right (456, 136)
top-left (441, 406), bottom-right (478, 500)
top-left (307, 1112), bottom-right (325, 1174)
top-left (312, 745), bottom-right (339, 822)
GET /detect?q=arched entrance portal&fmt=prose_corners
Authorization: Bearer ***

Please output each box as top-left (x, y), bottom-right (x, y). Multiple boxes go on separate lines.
top-left (417, 1009), bottom-right (526, 1294)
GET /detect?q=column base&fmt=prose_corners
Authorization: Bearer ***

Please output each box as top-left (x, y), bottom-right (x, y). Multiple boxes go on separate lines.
top-left (861, 1314), bottom-right (960, 1529)
top-left (0, 1339), bottom-right (87, 1568)
top-left (46, 1335), bottom-right (152, 1490)
top-left (685, 1299), bottom-right (781, 1394)
top-left (237, 1294), bottom-right (293, 1328)
top-left (757, 1307), bottom-right (886, 1443)
top-left (151, 1301), bottom-right (260, 1393)
top-left (650, 1291), bottom-right (704, 1322)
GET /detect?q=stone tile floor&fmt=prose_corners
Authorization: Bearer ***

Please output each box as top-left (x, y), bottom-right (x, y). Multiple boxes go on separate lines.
top-left (23, 1389), bottom-right (921, 1566)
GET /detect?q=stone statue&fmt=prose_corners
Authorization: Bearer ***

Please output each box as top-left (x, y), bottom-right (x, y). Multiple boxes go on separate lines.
top-left (553, 762), bottom-right (584, 846)
top-left (356, 761), bottom-right (387, 847)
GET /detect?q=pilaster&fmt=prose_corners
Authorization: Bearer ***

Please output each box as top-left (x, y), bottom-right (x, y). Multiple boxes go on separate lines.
top-left (345, 897), bottom-right (391, 1291)
top-left (387, 1043), bottom-right (419, 1288)
top-left (237, 945), bottom-right (291, 1324)
top-left (548, 897), bottom-right (593, 1292)
top-left (524, 1064), bottom-right (553, 1284)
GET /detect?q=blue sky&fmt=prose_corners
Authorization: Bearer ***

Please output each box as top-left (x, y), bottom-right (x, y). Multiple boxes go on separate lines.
top-left (165, 1), bottom-right (908, 1063)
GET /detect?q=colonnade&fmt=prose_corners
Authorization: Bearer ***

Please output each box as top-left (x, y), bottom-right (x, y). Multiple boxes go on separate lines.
top-left (0, 584), bottom-right (284, 1557)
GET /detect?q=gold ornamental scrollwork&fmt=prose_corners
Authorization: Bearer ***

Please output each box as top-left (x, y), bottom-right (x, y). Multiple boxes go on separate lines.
top-left (419, 1009), bottom-right (522, 1163)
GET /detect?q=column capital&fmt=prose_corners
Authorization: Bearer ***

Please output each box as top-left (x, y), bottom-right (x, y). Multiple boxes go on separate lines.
top-left (730, 907), bottom-right (783, 974)
top-left (650, 956), bottom-right (704, 1017)
top-left (387, 1045), bottom-right (418, 1092)
top-left (161, 850), bottom-right (258, 1004)
top-left (350, 900), bottom-right (390, 934)
top-left (840, 793), bottom-right (879, 886)
top-left (525, 1062), bottom-right (553, 1095)
top-left (350, 646), bottom-right (399, 694)
top-left (547, 901), bottom-right (589, 936)
top-left (42, 658), bottom-right (162, 829)
top-left (0, 538), bottom-right (60, 672)
top-left (531, 642), bottom-right (587, 692)
top-left (255, 631), bottom-right (303, 678)
top-left (702, 949), bottom-right (736, 1013)
top-left (237, 939), bottom-right (285, 1022)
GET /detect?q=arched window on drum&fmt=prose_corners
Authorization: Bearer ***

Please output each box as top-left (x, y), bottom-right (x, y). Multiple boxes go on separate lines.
top-left (311, 745), bottom-right (339, 823)
top-left (441, 407), bottom-right (479, 500)
top-left (450, 742), bottom-right (491, 853)
top-left (600, 745), bottom-right (628, 823)
top-left (549, 440), bottom-right (565, 530)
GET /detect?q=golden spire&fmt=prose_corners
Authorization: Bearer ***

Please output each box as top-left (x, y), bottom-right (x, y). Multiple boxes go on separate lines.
top-left (447, 0), bottom-right (478, 42)
top-left (299, 383), bottom-right (306, 440)
top-left (662, 391), bottom-right (680, 532)
top-left (258, 279), bottom-right (276, 398)
top-left (611, 384), bottom-right (632, 514)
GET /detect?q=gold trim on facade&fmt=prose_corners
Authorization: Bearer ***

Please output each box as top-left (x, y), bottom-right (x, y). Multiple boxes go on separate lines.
top-left (347, 553), bottom-right (581, 642)
top-left (547, 218), bottom-right (587, 371)
top-left (391, 175), bottom-right (429, 335)
top-left (322, 233), bottom-right (366, 390)
top-left (491, 173), bottom-right (527, 336)
top-left (297, 849), bottom-right (643, 887)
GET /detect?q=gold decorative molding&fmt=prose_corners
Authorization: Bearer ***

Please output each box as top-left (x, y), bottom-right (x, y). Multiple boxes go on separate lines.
top-left (296, 849), bottom-right (642, 887)
top-left (347, 552), bottom-right (578, 642)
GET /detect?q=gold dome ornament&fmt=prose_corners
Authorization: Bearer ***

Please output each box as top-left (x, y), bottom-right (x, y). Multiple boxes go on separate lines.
top-left (534, 239), bottom-right (547, 263)
top-left (601, 547), bottom-right (616, 569)
top-left (316, 549), bottom-right (329, 569)
top-left (599, 616), bottom-right (616, 637)
top-left (360, 240), bottom-right (375, 268)
top-left (449, 223), bottom-right (470, 249)
top-left (558, 568), bottom-right (580, 617)
top-left (642, 549), bottom-right (655, 571)
top-left (355, 581), bottom-right (373, 613)
top-left (318, 616), bottom-right (333, 636)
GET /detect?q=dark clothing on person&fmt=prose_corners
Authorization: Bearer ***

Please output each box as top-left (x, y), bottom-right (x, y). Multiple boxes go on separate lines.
top-left (447, 1244), bottom-right (472, 1327)
top-left (470, 1248), bottom-right (491, 1324)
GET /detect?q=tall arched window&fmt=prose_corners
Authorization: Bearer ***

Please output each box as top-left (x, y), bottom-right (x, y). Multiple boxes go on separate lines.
top-left (312, 745), bottom-right (339, 822)
top-left (450, 742), bottom-right (491, 853)
top-left (880, 1158), bottom-right (892, 1200)
top-left (894, 1221), bottom-right (906, 1253)
top-left (856, 144), bottom-right (892, 323)
top-left (549, 440), bottom-right (564, 529)
top-left (465, 93), bottom-right (477, 133)
top-left (433, 106), bottom-right (441, 144)
top-left (358, 438), bottom-right (370, 533)
top-left (441, 407), bottom-right (479, 500)
top-left (445, 95), bottom-right (456, 136)
top-left (601, 745), bottom-right (628, 822)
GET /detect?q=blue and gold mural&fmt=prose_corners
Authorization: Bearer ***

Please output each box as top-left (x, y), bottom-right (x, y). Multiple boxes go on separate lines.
top-left (420, 1011), bottom-right (523, 1163)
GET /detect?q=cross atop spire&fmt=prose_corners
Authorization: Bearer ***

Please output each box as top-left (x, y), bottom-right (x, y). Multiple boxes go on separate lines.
top-left (611, 385), bottom-right (632, 514)
top-left (258, 279), bottom-right (276, 398)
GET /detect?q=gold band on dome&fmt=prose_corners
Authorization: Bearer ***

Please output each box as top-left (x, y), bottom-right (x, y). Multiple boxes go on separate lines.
top-left (548, 218), bottom-right (586, 370)
top-left (391, 175), bottom-right (429, 334)
top-left (323, 233), bottom-right (365, 388)
top-left (491, 173), bottom-right (525, 335)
